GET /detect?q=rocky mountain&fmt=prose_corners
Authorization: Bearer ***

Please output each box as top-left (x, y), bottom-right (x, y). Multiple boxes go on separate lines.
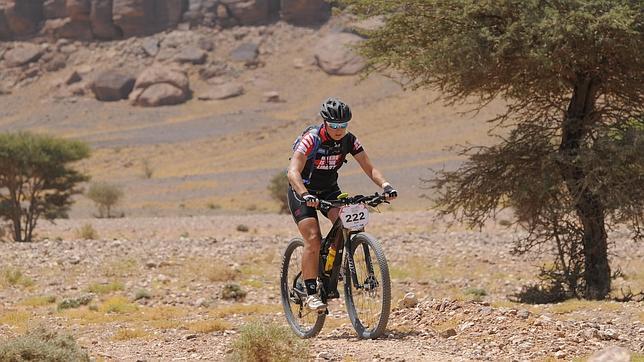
top-left (0, 0), bottom-right (330, 41)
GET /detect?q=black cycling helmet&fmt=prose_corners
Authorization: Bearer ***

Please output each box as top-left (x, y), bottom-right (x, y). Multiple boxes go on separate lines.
top-left (320, 97), bottom-right (352, 123)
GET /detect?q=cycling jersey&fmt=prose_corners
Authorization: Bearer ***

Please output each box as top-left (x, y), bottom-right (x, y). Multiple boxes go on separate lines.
top-left (293, 125), bottom-right (364, 192)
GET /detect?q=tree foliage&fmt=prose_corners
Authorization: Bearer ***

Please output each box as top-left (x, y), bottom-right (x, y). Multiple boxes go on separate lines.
top-left (0, 132), bottom-right (90, 242)
top-left (345, 0), bottom-right (643, 300)
top-left (86, 181), bottom-right (123, 218)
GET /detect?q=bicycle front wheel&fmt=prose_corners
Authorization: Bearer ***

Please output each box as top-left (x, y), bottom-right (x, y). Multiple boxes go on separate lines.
top-left (344, 232), bottom-right (391, 339)
top-left (280, 237), bottom-right (325, 338)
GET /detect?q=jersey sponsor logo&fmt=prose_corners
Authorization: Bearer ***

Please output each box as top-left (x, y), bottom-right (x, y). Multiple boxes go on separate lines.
top-left (314, 155), bottom-right (343, 170)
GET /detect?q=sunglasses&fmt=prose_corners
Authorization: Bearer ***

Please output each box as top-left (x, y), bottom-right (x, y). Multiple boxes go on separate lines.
top-left (327, 122), bottom-right (348, 129)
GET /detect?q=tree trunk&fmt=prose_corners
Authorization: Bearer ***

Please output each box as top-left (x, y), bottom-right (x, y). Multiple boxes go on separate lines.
top-left (558, 76), bottom-right (610, 300)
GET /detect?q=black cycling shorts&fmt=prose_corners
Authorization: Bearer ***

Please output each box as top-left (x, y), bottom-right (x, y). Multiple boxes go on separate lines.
top-left (287, 184), bottom-right (342, 224)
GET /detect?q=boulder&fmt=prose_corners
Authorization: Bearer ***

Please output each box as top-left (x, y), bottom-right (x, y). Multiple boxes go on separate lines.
top-left (134, 65), bottom-right (189, 94)
top-left (173, 46), bottom-right (207, 64)
top-left (44, 0), bottom-right (68, 19)
top-left (141, 37), bottom-right (159, 57)
top-left (222, 0), bottom-right (270, 26)
top-left (0, 6), bottom-right (12, 40)
top-left (5, 0), bottom-right (45, 36)
top-left (43, 18), bottom-right (94, 41)
top-left (229, 42), bottom-right (258, 63)
top-left (66, 0), bottom-right (91, 21)
top-left (587, 347), bottom-right (630, 362)
top-left (280, 0), bottom-right (330, 25)
top-left (91, 70), bottom-right (135, 101)
top-left (314, 33), bottom-right (365, 75)
top-left (136, 83), bottom-right (187, 106)
top-left (113, 0), bottom-right (184, 37)
top-left (90, 0), bottom-right (121, 39)
top-left (4, 43), bottom-right (43, 67)
top-left (198, 83), bottom-right (243, 100)
top-left (131, 65), bottom-right (190, 106)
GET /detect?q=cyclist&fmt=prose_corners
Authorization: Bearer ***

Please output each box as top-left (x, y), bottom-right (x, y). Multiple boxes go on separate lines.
top-left (286, 97), bottom-right (398, 312)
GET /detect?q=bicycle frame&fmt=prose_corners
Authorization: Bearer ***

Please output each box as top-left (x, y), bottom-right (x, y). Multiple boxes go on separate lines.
top-left (318, 219), bottom-right (377, 304)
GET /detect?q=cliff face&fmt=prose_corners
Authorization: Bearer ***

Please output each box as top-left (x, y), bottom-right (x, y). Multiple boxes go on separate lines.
top-left (0, 0), bottom-right (330, 41)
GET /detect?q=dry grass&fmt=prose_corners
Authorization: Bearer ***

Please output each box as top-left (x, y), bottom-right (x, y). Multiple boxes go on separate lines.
top-left (209, 304), bottom-right (281, 318)
top-left (100, 296), bottom-right (138, 314)
top-left (1, 267), bottom-right (35, 289)
top-left (183, 258), bottom-right (240, 282)
top-left (0, 310), bottom-right (30, 331)
top-left (548, 300), bottom-right (622, 314)
top-left (112, 328), bottom-right (149, 341)
top-left (432, 318), bottom-right (461, 333)
top-left (240, 279), bottom-right (263, 288)
top-left (20, 295), bottom-right (56, 307)
top-left (101, 258), bottom-right (138, 278)
top-left (87, 281), bottom-right (124, 294)
top-left (185, 319), bottom-right (232, 333)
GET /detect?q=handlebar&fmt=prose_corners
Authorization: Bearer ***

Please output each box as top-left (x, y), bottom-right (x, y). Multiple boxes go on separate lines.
top-left (317, 192), bottom-right (389, 213)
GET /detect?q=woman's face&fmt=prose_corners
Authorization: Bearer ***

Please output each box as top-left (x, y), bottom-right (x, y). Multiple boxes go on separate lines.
top-left (325, 121), bottom-right (348, 141)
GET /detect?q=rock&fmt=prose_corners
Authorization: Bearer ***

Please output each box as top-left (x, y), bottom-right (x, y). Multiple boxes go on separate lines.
top-left (224, 0), bottom-right (271, 26)
top-left (44, 0), bottom-right (68, 19)
top-left (185, 334), bottom-right (197, 340)
top-left (229, 42), bottom-right (259, 63)
top-left (316, 351), bottom-right (332, 360)
top-left (66, 0), bottom-right (91, 21)
top-left (64, 70), bottom-right (82, 85)
top-left (349, 16), bottom-right (385, 34)
top-left (599, 328), bottom-right (618, 340)
top-left (199, 62), bottom-right (230, 80)
top-left (141, 38), bottom-right (160, 57)
top-left (292, 57), bottom-right (305, 69)
top-left (554, 351), bottom-right (566, 359)
top-left (281, 0), bottom-right (330, 25)
top-left (197, 37), bottom-right (214, 51)
top-left (145, 260), bottom-right (157, 268)
top-left (587, 346), bottom-right (630, 362)
top-left (263, 91), bottom-right (280, 102)
top-left (90, 0), bottom-right (122, 39)
top-left (91, 70), bottom-right (136, 101)
top-left (44, 53), bottom-right (68, 71)
top-left (398, 292), bottom-right (418, 309)
top-left (134, 65), bottom-right (189, 94)
top-left (517, 309), bottom-right (530, 319)
top-left (136, 83), bottom-right (187, 106)
top-left (42, 18), bottom-right (94, 41)
top-left (314, 33), bottom-right (365, 75)
top-left (173, 46), bottom-right (207, 65)
top-left (4, 44), bottom-right (43, 67)
top-left (113, 0), bottom-right (184, 37)
top-left (439, 328), bottom-right (457, 338)
top-left (4, 1), bottom-right (44, 36)
top-left (198, 83), bottom-right (244, 100)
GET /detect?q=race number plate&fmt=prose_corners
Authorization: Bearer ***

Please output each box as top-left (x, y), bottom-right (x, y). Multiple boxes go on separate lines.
top-left (339, 204), bottom-right (369, 231)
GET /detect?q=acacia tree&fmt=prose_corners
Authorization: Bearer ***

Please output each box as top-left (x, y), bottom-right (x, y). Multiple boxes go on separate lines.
top-left (345, 0), bottom-right (643, 300)
top-left (0, 132), bottom-right (90, 242)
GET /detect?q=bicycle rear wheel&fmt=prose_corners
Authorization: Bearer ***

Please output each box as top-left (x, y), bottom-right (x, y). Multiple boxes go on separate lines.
top-left (344, 232), bottom-right (391, 339)
top-left (280, 237), bottom-right (325, 338)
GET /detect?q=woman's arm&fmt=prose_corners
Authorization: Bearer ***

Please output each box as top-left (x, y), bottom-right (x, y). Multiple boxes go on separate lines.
top-left (287, 152), bottom-right (309, 197)
top-left (353, 151), bottom-right (391, 189)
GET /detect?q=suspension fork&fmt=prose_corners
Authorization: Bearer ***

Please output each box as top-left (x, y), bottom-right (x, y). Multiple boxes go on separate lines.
top-left (344, 230), bottom-right (376, 289)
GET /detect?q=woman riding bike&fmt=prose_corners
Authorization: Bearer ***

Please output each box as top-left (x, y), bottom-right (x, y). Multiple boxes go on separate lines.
top-left (286, 97), bottom-right (398, 312)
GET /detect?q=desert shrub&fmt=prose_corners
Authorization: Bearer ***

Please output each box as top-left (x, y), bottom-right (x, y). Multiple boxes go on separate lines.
top-left (222, 283), bottom-right (247, 301)
top-left (75, 223), bottom-right (98, 240)
top-left (236, 224), bottom-right (249, 232)
top-left (134, 289), bottom-right (151, 301)
top-left (0, 325), bottom-right (90, 361)
top-left (86, 182), bottom-right (123, 218)
top-left (142, 159), bottom-right (154, 179)
top-left (57, 295), bottom-right (94, 310)
top-left (1, 268), bottom-right (34, 288)
top-left (230, 320), bottom-right (308, 362)
top-left (112, 328), bottom-right (148, 341)
top-left (268, 171), bottom-right (289, 214)
top-left (21, 295), bottom-right (56, 307)
top-left (87, 281), bottom-right (123, 294)
top-left (464, 287), bottom-right (487, 301)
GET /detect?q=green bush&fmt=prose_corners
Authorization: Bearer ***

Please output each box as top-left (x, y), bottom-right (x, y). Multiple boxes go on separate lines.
top-left (57, 294), bottom-right (93, 310)
top-left (268, 171), bottom-right (289, 214)
top-left (222, 283), bottom-right (247, 301)
top-left (86, 182), bottom-right (124, 218)
top-left (0, 326), bottom-right (90, 361)
top-left (230, 321), bottom-right (308, 362)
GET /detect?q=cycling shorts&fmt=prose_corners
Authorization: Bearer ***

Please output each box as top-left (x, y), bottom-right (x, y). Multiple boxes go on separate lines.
top-left (287, 184), bottom-right (342, 224)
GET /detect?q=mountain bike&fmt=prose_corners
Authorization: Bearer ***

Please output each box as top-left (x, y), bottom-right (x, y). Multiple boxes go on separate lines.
top-left (280, 192), bottom-right (391, 339)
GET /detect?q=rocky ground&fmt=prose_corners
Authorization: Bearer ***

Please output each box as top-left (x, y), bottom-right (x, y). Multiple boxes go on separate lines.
top-left (1, 212), bottom-right (642, 361)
